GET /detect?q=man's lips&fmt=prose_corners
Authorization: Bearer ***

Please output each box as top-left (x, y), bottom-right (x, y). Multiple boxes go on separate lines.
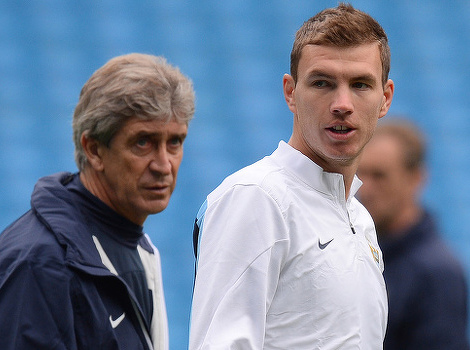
top-left (325, 125), bottom-right (356, 140)
top-left (144, 184), bottom-right (170, 193)
top-left (327, 125), bottom-right (354, 134)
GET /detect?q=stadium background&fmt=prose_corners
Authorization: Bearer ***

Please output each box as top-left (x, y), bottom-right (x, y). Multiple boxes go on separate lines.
top-left (1, 0), bottom-right (469, 348)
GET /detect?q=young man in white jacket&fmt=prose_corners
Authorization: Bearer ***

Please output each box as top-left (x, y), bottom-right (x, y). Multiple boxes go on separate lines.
top-left (190, 3), bottom-right (394, 349)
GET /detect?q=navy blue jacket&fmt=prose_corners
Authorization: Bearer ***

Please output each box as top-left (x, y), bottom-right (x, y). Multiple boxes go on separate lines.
top-left (0, 172), bottom-right (168, 350)
top-left (380, 211), bottom-right (470, 350)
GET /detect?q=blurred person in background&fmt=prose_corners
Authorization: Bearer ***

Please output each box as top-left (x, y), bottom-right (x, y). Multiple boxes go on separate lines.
top-left (357, 118), bottom-right (470, 350)
top-left (190, 3), bottom-right (394, 349)
top-left (0, 53), bottom-right (195, 350)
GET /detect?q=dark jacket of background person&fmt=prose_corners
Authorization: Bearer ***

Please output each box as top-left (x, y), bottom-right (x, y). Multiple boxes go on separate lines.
top-left (381, 210), bottom-right (469, 350)
top-left (357, 119), bottom-right (470, 349)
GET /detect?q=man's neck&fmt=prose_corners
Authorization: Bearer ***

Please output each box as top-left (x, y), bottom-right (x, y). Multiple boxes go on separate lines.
top-left (79, 169), bottom-right (100, 199)
top-left (287, 138), bottom-right (358, 198)
top-left (381, 204), bottom-right (423, 238)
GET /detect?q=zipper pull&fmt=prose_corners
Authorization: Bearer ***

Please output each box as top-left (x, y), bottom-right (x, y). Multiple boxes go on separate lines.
top-left (350, 224), bottom-right (356, 235)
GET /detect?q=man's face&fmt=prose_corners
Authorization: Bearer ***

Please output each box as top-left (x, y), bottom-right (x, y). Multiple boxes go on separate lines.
top-left (95, 117), bottom-right (187, 225)
top-left (284, 43), bottom-right (394, 173)
top-left (357, 134), bottom-right (414, 232)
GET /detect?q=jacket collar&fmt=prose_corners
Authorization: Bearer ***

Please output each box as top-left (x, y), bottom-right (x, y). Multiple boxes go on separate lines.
top-left (271, 141), bottom-right (362, 203)
top-left (30, 172), bottom-right (153, 275)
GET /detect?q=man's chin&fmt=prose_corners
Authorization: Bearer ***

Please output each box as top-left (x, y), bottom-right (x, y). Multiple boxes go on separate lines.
top-left (147, 199), bottom-right (171, 215)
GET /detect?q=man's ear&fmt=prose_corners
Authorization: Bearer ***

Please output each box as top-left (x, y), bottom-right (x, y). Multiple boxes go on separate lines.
top-left (283, 74), bottom-right (297, 114)
top-left (379, 79), bottom-right (394, 119)
top-left (410, 166), bottom-right (427, 196)
top-left (80, 132), bottom-right (104, 171)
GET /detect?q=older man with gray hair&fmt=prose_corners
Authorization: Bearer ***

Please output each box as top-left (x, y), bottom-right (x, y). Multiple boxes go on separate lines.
top-left (0, 53), bottom-right (195, 350)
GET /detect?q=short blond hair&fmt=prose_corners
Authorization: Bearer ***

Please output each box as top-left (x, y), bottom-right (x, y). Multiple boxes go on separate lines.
top-left (290, 3), bottom-right (391, 85)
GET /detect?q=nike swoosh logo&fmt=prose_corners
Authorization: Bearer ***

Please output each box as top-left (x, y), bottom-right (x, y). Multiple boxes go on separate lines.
top-left (109, 312), bottom-right (126, 329)
top-left (318, 238), bottom-right (334, 250)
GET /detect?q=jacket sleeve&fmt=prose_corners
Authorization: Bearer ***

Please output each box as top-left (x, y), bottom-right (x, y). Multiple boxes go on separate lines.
top-left (0, 254), bottom-right (75, 350)
top-left (189, 185), bottom-right (289, 349)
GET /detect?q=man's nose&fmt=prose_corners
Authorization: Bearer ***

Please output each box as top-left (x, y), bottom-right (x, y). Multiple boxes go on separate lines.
top-left (331, 86), bottom-right (354, 116)
top-left (149, 147), bottom-right (172, 175)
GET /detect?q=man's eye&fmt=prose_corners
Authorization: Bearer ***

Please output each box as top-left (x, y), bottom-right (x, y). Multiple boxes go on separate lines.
top-left (169, 137), bottom-right (182, 146)
top-left (353, 82), bottom-right (369, 89)
top-left (312, 80), bottom-right (329, 88)
top-left (136, 138), bottom-right (149, 147)
top-left (372, 171), bottom-right (386, 180)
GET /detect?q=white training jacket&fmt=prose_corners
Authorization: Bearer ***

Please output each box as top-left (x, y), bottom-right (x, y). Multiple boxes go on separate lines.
top-left (190, 141), bottom-right (387, 350)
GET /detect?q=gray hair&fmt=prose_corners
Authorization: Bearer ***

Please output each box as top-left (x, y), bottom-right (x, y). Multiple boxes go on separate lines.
top-left (72, 53), bottom-right (195, 171)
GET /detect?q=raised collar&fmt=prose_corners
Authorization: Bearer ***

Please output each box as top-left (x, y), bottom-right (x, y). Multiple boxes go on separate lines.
top-left (31, 172), bottom-right (154, 274)
top-left (271, 141), bottom-right (362, 202)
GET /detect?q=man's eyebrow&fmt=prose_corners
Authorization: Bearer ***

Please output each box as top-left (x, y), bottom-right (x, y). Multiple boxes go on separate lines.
top-left (307, 70), bottom-right (378, 83)
top-left (171, 132), bottom-right (188, 141)
top-left (306, 70), bottom-right (335, 80)
top-left (352, 74), bottom-right (377, 84)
